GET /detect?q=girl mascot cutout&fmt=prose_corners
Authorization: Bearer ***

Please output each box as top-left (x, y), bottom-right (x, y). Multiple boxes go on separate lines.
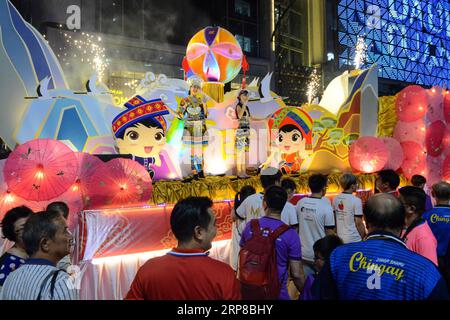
top-left (260, 107), bottom-right (314, 174)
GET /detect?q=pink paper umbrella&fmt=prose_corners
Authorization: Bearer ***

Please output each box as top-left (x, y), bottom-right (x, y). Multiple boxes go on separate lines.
top-left (349, 137), bottom-right (389, 173)
top-left (425, 121), bottom-right (446, 157)
top-left (393, 119), bottom-right (426, 145)
top-left (426, 155), bottom-right (444, 187)
top-left (426, 87), bottom-right (444, 125)
top-left (444, 92), bottom-right (450, 124)
top-left (4, 139), bottom-right (78, 201)
top-left (86, 158), bottom-right (152, 208)
top-left (396, 85), bottom-right (428, 122)
top-left (72, 152), bottom-right (105, 196)
top-left (400, 141), bottom-right (426, 180)
top-left (381, 137), bottom-right (404, 171)
top-left (443, 155), bottom-right (450, 181)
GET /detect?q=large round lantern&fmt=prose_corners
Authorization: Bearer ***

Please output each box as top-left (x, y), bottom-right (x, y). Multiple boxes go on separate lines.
top-left (349, 137), bottom-right (388, 173)
top-left (186, 26), bottom-right (243, 84)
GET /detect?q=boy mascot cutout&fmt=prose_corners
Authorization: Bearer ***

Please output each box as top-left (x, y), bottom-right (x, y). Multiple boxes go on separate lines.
top-left (260, 107), bottom-right (313, 174)
top-left (112, 96), bottom-right (181, 180)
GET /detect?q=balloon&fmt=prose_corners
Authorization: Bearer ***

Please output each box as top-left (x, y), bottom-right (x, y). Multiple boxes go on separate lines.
top-left (400, 141), bottom-right (426, 180)
top-left (425, 121), bottom-right (446, 157)
top-left (349, 137), bottom-right (388, 173)
top-left (186, 26), bottom-right (243, 83)
top-left (396, 85), bottom-right (428, 122)
top-left (393, 119), bottom-right (426, 145)
top-left (381, 137), bottom-right (404, 171)
top-left (426, 87), bottom-right (444, 124)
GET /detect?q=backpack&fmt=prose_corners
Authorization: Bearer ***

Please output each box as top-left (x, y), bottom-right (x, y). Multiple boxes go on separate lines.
top-left (238, 219), bottom-right (291, 300)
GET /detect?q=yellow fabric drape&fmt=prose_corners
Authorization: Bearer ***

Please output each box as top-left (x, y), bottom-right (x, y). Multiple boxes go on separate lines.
top-left (150, 173), bottom-right (409, 205)
top-left (377, 95), bottom-right (398, 137)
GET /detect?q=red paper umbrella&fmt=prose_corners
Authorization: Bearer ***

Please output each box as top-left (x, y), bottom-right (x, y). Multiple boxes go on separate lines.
top-left (400, 141), bottom-right (426, 180)
top-left (349, 137), bottom-right (389, 173)
top-left (4, 139), bottom-right (78, 201)
top-left (86, 158), bottom-right (152, 208)
top-left (396, 85), bottom-right (428, 122)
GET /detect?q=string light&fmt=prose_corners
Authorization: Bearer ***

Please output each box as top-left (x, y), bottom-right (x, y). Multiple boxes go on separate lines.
top-left (35, 164), bottom-right (44, 180)
top-left (306, 68), bottom-right (320, 105)
top-left (4, 192), bottom-right (14, 203)
top-left (354, 35), bottom-right (368, 70)
top-left (55, 31), bottom-right (109, 82)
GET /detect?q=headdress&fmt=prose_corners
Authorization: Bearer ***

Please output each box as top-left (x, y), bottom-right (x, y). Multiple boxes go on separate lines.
top-left (268, 107), bottom-right (314, 150)
top-left (112, 95), bottom-right (169, 138)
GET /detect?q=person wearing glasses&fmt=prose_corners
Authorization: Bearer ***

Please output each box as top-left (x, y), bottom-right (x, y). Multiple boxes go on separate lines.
top-left (0, 206), bottom-right (33, 288)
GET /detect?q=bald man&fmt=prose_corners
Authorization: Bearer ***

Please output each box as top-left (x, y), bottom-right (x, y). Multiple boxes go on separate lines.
top-left (315, 193), bottom-right (448, 300)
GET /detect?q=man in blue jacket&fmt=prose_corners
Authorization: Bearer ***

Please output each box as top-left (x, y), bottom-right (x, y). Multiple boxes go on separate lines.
top-left (314, 193), bottom-right (448, 300)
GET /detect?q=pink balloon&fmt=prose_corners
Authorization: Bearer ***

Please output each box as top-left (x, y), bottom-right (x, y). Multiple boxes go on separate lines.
top-left (381, 137), bottom-right (404, 171)
top-left (393, 119), bottom-right (426, 145)
top-left (425, 121), bottom-right (446, 157)
top-left (401, 141), bottom-right (426, 180)
top-left (444, 92), bottom-right (450, 124)
top-left (396, 85), bottom-right (428, 122)
top-left (426, 87), bottom-right (444, 124)
top-left (349, 137), bottom-right (388, 173)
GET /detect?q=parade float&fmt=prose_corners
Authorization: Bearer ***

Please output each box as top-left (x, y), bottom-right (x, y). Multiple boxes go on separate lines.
top-left (0, 0), bottom-right (448, 299)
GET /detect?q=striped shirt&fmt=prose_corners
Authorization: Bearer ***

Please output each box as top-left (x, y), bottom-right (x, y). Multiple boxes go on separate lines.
top-left (0, 259), bottom-right (78, 300)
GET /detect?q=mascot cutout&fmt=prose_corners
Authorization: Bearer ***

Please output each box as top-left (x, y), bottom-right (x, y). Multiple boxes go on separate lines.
top-left (112, 96), bottom-right (181, 181)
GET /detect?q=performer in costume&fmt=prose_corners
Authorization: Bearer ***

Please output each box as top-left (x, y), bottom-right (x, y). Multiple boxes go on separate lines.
top-left (112, 96), bottom-right (180, 180)
top-left (234, 89), bottom-right (269, 178)
top-left (175, 77), bottom-right (210, 179)
top-left (260, 107), bottom-right (313, 174)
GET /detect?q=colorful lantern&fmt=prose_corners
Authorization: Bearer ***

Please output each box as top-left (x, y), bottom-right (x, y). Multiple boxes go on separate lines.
top-left (396, 85), bottom-right (428, 122)
top-left (186, 26), bottom-right (243, 84)
top-left (425, 121), bottom-right (446, 157)
top-left (400, 141), bottom-right (426, 180)
top-left (381, 137), bottom-right (404, 171)
top-left (349, 137), bottom-right (388, 173)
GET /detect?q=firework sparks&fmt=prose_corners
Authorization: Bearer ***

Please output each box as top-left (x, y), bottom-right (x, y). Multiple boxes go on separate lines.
top-left (306, 68), bottom-right (320, 105)
top-left (354, 35), bottom-right (367, 70)
top-left (55, 31), bottom-right (109, 82)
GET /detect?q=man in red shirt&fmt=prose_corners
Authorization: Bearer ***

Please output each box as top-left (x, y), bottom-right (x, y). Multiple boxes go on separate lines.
top-left (125, 197), bottom-right (241, 300)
